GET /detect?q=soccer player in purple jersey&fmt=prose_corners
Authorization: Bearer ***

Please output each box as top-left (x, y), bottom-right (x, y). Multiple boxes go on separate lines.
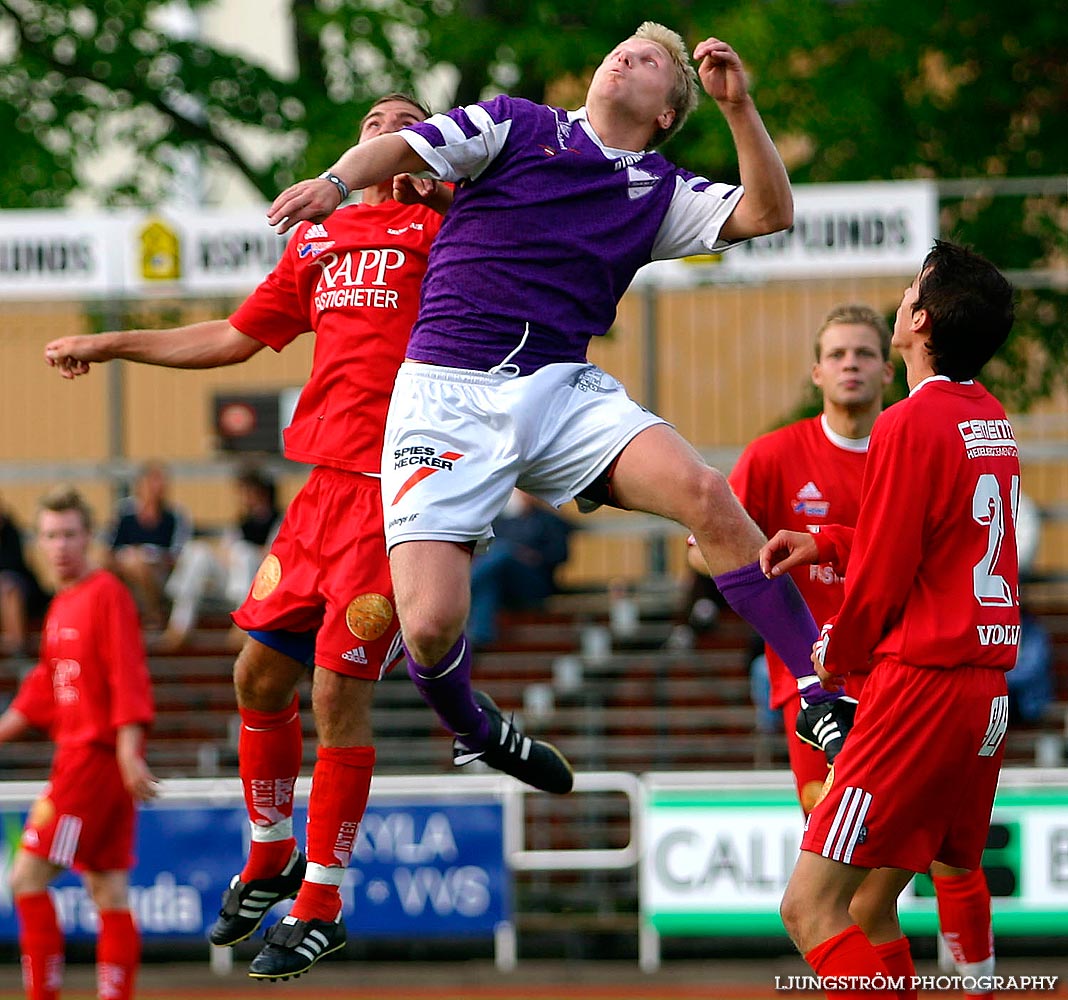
top-left (269, 23), bottom-right (853, 792)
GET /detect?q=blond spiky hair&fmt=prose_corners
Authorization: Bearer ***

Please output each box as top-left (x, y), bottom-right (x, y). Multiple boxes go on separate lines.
top-left (633, 21), bottom-right (699, 146)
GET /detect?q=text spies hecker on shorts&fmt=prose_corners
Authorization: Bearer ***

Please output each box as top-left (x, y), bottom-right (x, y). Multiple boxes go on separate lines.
top-left (394, 446), bottom-right (458, 470)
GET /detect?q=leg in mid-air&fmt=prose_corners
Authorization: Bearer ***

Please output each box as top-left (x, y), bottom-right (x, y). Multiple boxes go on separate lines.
top-left (609, 423), bottom-right (856, 763)
top-left (390, 538), bottom-right (573, 795)
top-left (209, 635), bottom-right (309, 952)
top-left (247, 666), bottom-right (377, 981)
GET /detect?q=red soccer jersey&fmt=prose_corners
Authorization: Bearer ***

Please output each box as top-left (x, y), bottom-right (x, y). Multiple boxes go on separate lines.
top-left (822, 378), bottom-right (1021, 677)
top-left (13, 570), bottom-right (154, 750)
top-left (729, 415), bottom-right (868, 708)
top-left (229, 200), bottom-right (442, 473)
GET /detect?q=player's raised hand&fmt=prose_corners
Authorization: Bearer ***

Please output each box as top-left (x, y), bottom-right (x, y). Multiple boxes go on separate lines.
top-left (44, 335), bottom-right (101, 379)
top-left (759, 528), bottom-right (818, 578)
top-left (267, 178), bottom-right (343, 234)
top-left (393, 173), bottom-right (435, 204)
top-left (693, 38), bottom-right (750, 104)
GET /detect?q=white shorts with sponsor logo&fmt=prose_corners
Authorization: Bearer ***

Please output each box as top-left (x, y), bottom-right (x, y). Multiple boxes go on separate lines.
top-left (382, 361), bottom-right (667, 550)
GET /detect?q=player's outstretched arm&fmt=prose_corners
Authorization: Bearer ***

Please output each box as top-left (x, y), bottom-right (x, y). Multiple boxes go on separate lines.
top-left (759, 529), bottom-right (818, 578)
top-left (694, 37), bottom-right (792, 242)
top-left (268, 132), bottom-right (430, 233)
top-left (44, 321), bottom-right (264, 379)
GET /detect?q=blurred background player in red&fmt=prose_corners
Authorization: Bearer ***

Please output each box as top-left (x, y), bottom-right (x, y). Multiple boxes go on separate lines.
top-left (719, 303), bottom-right (894, 802)
top-left (714, 302), bottom-right (998, 998)
top-left (0, 487), bottom-right (156, 1000)
top-left (767, 242), bottom-right (1018, 1000)
top-left (43, 94), bottom-right (460, 981)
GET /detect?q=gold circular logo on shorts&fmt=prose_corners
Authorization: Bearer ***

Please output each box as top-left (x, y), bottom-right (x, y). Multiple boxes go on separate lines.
top-left (345, 593), bottom-right (394, 641)
top-left (27, 795), bottom-right (55, 830)
top-left (252, 554), bottom-right (282, 600)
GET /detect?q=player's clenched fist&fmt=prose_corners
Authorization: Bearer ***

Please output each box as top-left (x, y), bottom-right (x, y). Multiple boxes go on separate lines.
top-left (44, 336), bottom-right (100, 378)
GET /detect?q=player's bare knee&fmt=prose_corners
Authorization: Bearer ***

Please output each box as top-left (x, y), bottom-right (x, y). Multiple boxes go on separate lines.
top-left (779, 887), bottom-right (808, 949)
top-left (685, 466), bottom-right (740, 532)
top-left (233, 644), bottom-right (299, 713)
top-left (400, 614), bottom-right (465, 667)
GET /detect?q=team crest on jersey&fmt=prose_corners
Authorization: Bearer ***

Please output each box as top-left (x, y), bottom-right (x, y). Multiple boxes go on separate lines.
top-left (793, 481), bottom-right (830, 517)
top-left (345, 593), bottom-right (394, 641)
top-left (298, 240), bottom-right (335, 258)
top-left (626, 165), bottom-right (660, 200)
top-left (252, 554), bottom-right (282, 600)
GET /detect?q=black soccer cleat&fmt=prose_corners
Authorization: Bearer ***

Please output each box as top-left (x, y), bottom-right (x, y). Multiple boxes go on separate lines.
top-left (796, 695), bottom-right (858, 765)
top-left (247, 913), bottom-right (347, 981)
top-left (208, 848), bottom-right (306, 947)
top-left (453, 690), bottom-right (574, 794)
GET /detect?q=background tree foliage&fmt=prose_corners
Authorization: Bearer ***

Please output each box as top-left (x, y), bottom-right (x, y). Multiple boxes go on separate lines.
top-left (2, 0), bottom-right (1064, 405)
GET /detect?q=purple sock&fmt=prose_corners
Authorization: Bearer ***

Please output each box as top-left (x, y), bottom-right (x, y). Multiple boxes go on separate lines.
top-left (713, 561), bottom-right (841, 704)
top-left (405, 635), bottom-right (492, 744)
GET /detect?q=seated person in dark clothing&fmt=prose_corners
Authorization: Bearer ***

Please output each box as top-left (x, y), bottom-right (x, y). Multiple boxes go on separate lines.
top-left (105, 462), bottom-right (191, 629)
top-left (0, 499), bottom-right (50, 658)
top-left (467, 489), bottom-right (572, 648)
top-left (158, 465), bottom-right (282, 651)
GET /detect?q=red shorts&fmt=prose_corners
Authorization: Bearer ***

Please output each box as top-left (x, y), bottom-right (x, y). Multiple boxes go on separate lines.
top-left (233, 467), bottom-right (402, 680)
top-left (801, 659), bottom-right (1008, 872)
top-left (778, 665), bottom-right (868, 814)
top-left (22, 744), bottom-right (135, 872)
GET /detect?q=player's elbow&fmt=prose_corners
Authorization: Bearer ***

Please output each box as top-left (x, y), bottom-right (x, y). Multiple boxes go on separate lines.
top-left (754, 196), bottom-right (793, 236)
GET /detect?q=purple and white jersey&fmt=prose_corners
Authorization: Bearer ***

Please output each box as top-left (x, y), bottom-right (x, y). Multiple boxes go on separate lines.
top-left (399, 95), bottom-right (743, 374)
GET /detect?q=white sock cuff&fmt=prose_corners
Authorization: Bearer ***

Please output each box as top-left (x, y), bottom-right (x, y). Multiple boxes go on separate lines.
top-left (957, 956), bottom-right (995, 979)
top-left (304, 862), bottom-right (345, 887)
top-left (249, 817), bottom-right (294, 843)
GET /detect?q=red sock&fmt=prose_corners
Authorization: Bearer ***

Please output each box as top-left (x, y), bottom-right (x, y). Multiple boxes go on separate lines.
top-left (96, 909), bottom-right (140, 1000)
top-left (805, 924), bottom-right (894, 999)
top-left (289, 745), bottom-right (375, 923)
top-left (932, 868), bottom-right (994, 997)
top-left (238, 695), bottom-right (303, 880)
top-left (874, 937), bottom-right (917, 1000)
top-left (15, 892), bottom-right (64, 1000)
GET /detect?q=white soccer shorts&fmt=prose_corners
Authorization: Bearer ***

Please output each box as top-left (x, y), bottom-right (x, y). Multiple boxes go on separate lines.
top-left (381, 361), bottom-right (667, 550)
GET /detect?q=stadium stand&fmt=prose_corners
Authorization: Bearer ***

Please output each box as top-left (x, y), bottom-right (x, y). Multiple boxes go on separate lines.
top-left (2, 575), bottom-right (1065, 784)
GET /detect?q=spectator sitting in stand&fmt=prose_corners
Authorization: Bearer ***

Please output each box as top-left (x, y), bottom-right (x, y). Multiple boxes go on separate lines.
top-left (105, 462), bottom-right (191, 629)
top-left (0, 498), bottom-right (51, 660)
top-left (467, 490), bottom-right (572, 650)
top-left (1007, 492), bottom-right (1054, 726)
top-left (156, 465), bottom-right (282, 653)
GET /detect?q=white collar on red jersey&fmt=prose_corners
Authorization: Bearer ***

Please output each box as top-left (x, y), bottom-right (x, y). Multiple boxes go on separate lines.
top-left (910, 374), bottom-right (975, 397)
top-left (820, 413), bottom-right (870, 453)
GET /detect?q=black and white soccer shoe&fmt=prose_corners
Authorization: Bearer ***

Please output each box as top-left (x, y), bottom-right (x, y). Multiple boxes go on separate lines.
top-left (452, 690), bottom-right (574, 794)
top-left (208, 848), bottom-right (306, 947)
top-left (247, 912), bottom-right (347, 981)
top-left (795, 695), bottom-right (858, 765)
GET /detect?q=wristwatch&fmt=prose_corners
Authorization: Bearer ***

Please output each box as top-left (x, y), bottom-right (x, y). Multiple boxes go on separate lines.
top-left (318, 171), bottom-right (350, 203)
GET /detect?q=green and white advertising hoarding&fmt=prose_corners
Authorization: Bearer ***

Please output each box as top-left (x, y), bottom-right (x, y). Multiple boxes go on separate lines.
top-left (640, 770), bottom-right (1068, 946)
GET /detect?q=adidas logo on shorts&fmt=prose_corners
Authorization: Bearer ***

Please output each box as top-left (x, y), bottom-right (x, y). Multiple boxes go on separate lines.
top-left (342, 646), bottom-right (368, 665)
